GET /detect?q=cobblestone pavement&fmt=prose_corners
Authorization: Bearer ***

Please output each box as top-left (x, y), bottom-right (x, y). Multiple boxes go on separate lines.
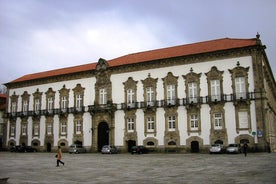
top-left (0, 152), bottom-right (275, 184)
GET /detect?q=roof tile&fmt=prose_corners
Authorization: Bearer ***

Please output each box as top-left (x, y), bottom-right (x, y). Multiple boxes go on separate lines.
top-left (8, 37), bottom-right (257, 84)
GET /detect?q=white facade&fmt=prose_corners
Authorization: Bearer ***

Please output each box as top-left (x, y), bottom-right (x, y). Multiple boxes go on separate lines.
top-left (5, 37), bottom-right (276, 152)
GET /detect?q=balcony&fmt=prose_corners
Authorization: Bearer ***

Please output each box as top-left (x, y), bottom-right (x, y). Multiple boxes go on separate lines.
top-left (88, 103), bottom-right (117, 114)
top-left (5, 92), bottom-right (262, 118)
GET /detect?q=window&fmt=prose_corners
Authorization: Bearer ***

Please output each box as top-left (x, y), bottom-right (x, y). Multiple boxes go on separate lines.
top-left (22, 124), bottom-right (27, 136)
top-left (235, 77), bottom-right (246, 99)
top-left (10, 125), bottom-right (15, 137)
top-left (34, 99), bottom-right (40, 113)
top-left (61, 122), bottom-right (67, 135)
top-left (168, 116), bottom-right (176, 131)
top-left (76, 94), bottom-right (82, 110)
top-left (190, 114), bottom-right (198, 130)
top-left (214, 113), bottom-right (223, 129)
top-left (188, 82), bottom-right (197, 103)
top-left (47, 123), bottom-right (52, 135)
top-left (127, 117), bottom-right (134, 132)
top-left (48, 97), bottom-right (53, 112)
top-left (23, 100), bottom-right (28, 115)
top-left (146, 87), bottom-right (154, 106)
top-left (99, 88), bottom-right (107, 104)
top-left (127, 89), bottom-right (135, 106)
top-left (61, 96), bottom-right (67, 111)
top-left (147, 116), bottom-right (154, 132)
top-left (12, 102), bottom-right (17, 116)
top-left (211, 80), bottom-right (221, 101)
top-left (238, 111), bottom-right (248, 129)
top-left (167, 85), bottom-right (176, 105)
top-left (76, 121), bottom-right (82, 134)
top-left (34, 124), bottom-right (39, 136)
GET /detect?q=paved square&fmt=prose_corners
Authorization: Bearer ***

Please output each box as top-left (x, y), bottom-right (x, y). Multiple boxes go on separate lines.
top-left (0, 152), bottom-right (275, 183)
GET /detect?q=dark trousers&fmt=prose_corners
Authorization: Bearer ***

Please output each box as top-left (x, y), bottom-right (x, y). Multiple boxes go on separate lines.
top-left (57, 159), bottom-right (64, 166)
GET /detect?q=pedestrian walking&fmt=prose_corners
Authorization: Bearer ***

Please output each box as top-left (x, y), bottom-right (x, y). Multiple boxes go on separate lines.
top-left (56, 146), bottom-right (65, 167)
top-left (243, 143), bottom-right (248, 157)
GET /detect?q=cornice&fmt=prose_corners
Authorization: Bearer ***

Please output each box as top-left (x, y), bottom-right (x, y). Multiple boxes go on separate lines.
top-left (109, 46), bottom-right (258, 75)
top-left (6, 45), bottom-right (261, 89)
top-left (7, 70), bottom-right (95, 89)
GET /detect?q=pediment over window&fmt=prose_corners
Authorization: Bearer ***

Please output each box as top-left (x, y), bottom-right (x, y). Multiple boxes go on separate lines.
top-left (205, 66), bottom-right (224, 80)
top-left (45, 88), bottom-right (56, 97)
top-left (228, 61), bottom-right (249, 78)
top-left (21, 91), bottom-right (30, 101)
top-left (33, 88), bottom-right (43, 98)
top-left (162, 72), bottom-right (178, 84)
top-left (183, 68), bottom-right (202, 82)
top-left (123, 77), bottom-right (138, 89)
top-left (141, 73), bottom-right (158, 87)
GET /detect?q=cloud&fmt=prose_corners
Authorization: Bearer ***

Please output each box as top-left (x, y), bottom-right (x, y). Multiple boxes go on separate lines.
top-left (0, 0), bottom-right (275, 85)
top-left (10, 12), bottom-right (166, 74)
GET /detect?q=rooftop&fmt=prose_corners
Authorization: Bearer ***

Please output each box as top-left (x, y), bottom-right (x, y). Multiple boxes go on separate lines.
top-left (8, 37), bottom-right (258, 84)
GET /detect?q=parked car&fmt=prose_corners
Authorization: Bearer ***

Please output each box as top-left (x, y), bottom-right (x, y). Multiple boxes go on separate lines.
top-left (69, 144), bottom-right (86, 154)
top-left (131, 146), bottom-right (149, 154)
top-left (10, 145), bottom-right (37, 152)
top-left (101, 145), bottom-right (118, 154)
top-left (10, 145), bottom-right (25, 152)
top-left (209, 144), bottom-right (225, 154)
top-left (226, 144), bottom-right (241, 153)
top-left (24, 146), bottom-right (37, 152)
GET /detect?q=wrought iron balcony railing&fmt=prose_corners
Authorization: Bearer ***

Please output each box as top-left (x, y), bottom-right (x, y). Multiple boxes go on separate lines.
top-left (5, 92), bottom-right (263, 118)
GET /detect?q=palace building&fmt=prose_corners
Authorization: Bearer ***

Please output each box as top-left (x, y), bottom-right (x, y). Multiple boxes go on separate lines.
top-left (3, 34), bottom-right (276, 153)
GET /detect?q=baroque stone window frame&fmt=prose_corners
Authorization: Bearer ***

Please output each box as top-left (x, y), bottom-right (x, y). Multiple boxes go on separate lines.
top-left (229, 62), bottom-right (250, 100)
top-left (59, 117), bottom-right (68, 137)
top-left (45, 88), bottom-right (56, 114)
top-left (164, 108), bottom-right (179, 133)
top-left (9, 121), bottom-right (16, 138)
top-left (32, 121), bottom-right (40, 138)
top-left (183, 68), bottom-right (202, 104)
top-left (33, 88), bottom-right (42, 114)
top-left (73, 114), bottom-right (83, 136)
top-left (209, 104), bottom-right (226, 131)
top-left (73, 84), bottom-right (85, 111)
top-left (21, 91), bottom-right (30, 116)
top-left (144, 112), bottom-right (157, 136)
top-left (59, 85), bottom-right (70, 112)
top-left (124, 110), bottom-right (138, 144)
top-left (123, 77), bottom-right (138, 108)
top-left (235, 104), bottom-right (252, 133)
top-left (205, 66), bottom-right (224, 102)
top-left (21, 121), bottom-right (28, 136)
top-left (164, 106), bottom-right (180, 147)
top-left (141, 73), bottom-right (158, 107)
top-left (45, 116), bottom-right (54, 136)
top-left (162, 72), bottom-right (178, 106)
top-left (124, 111), bottom-right (137, 133)
top-left (229, 62), bottom-right (251, 133)
top-left (10, 92), bottom-right (18, 116)
top-left (95, 58), bottom-right (112, 105)
top-left (187, 106), bottom-right (201, 135)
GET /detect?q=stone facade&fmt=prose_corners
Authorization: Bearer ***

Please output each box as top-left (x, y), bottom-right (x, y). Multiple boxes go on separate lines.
top-left (3, 35), bottom-right (276, 153)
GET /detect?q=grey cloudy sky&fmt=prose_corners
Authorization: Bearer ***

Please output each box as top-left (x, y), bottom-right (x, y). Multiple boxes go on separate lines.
top-left (1, 0), bottom-right (275, 85)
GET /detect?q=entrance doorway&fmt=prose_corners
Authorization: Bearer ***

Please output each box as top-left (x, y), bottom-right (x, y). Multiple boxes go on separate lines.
top-left (191, 141), bottom-right (199, 153)
top-left (97, 122), bottom-right (109, 152)
top-left (127, 140), bottom-right (136, 152)
top-left (46, 143), bottom-right (51, 152)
